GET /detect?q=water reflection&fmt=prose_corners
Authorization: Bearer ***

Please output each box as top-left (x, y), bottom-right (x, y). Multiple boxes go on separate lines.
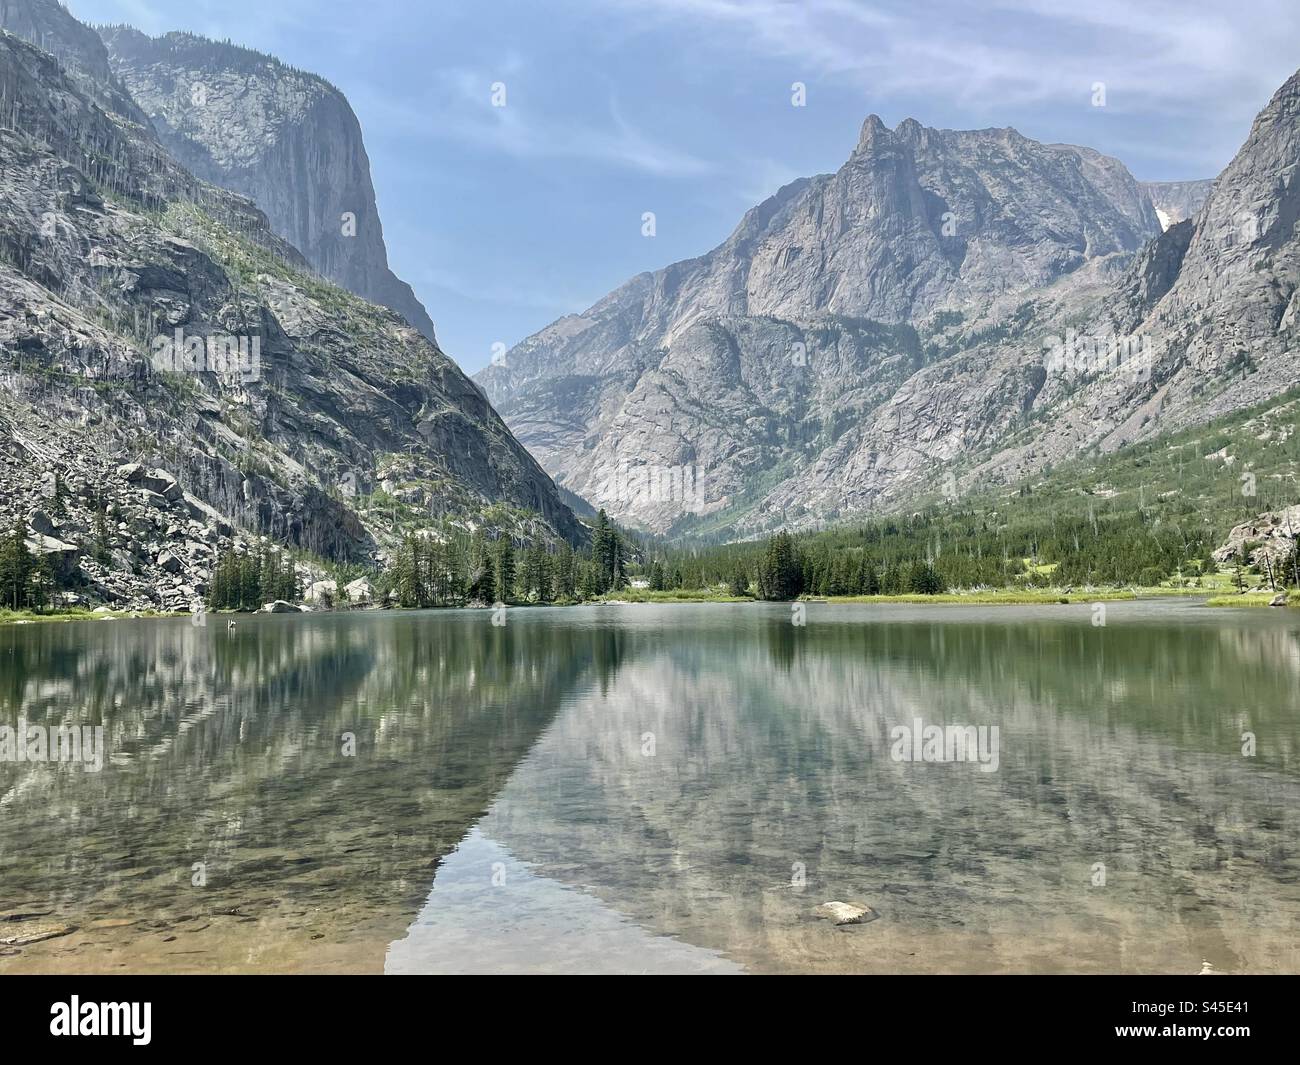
top-left (1, 601), bottom-right (1297, 973)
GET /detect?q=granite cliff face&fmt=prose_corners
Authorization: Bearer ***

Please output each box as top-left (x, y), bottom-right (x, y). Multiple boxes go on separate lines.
top-left (0, 19), bottom-right (580, 608)
top-left (97, 25), bottom-right (438, 343)
top-left (478, 94), bottom-right (1298, 536)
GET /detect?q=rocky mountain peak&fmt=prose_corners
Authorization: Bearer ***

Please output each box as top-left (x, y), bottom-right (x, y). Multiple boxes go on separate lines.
top-left (854, 113), bottom-right (889, 152)
top-left (476, 69), bottom-right (1299, 536)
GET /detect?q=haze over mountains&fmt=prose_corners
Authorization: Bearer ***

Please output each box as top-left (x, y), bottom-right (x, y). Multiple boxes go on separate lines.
top-left (98, 25), bottom-right (439, 343)
top-left (477, 85), bottom-right (1295, 536)
top-left (0, 0), bottom-right (580, 608)
top-left (1, 0), bottom-right (1296, 587)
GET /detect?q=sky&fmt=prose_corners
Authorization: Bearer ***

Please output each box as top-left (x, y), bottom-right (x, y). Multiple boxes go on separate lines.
top-left (67, 0), bottom-right (1300, 373)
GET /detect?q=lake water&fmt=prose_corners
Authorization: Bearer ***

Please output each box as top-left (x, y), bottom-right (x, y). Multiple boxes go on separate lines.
top-left (1, 600), bottom-right (1297, 974)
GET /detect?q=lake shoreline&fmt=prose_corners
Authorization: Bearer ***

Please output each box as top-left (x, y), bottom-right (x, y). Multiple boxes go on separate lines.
top-left (3, 587), bottom-right (1292, 627)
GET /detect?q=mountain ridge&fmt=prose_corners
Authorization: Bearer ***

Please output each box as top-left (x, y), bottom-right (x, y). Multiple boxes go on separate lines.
top-left (475, 98), bottom-right (1297, 537)
top-left (0, 9), bottom-right (582, 610)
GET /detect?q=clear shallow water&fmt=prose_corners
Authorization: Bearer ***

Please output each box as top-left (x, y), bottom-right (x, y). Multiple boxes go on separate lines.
top-left (1, 600), bottom-right (1297, 974)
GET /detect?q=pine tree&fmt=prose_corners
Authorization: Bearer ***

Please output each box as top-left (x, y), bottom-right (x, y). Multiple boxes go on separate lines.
top-left (578, 559), bottom-right (600, 600)
top-left (535, 548), bottom-right (554, 603)
top-left (29, 552), bottom-right (55, 610)
top-left (240, 552), bottom-right (262, 611)
top-left (394, 535), bottom-right (423, 607)
top-left (520, 544), bottom-right (543, 602)
top-left (591, 509), bottom-right (614, 593)
top-left (757, 532), bottom-right (802, 601)
top-left (728, 563), bottom-right (748, 597)
top-left (494, 537), bottom-right (516, 603)
top-left (649, 560), bottom-right (667, 591)
top-left (51, 469), bottom-right (67, 520)
top-left (0, 518), bottom-right (33, 610)
top-left (553, 541), bottom-right (575, 601)
top-left (283, 551), bottom-right (299, 601)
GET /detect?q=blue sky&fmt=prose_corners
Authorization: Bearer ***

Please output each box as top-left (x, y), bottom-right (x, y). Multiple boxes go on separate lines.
top-left (69, 0), bottom-right (1300, 373)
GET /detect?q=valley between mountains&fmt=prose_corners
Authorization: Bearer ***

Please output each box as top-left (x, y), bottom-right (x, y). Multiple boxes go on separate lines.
top-left (0, 0), bottom-right (1296, 614)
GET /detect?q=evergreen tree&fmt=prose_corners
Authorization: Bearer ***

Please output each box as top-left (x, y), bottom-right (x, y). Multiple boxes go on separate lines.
top-left (276, 551), bottom-right (296, 602)
top-left (0, 519), bottom-right (33, 610)
top-left (591, 509), bottom-right (614, 592)
top-left (578, 559), bottom-right (600, 600)
top-left (553, 541), bottom-right (576, 601)
top-left (520, 544), bottom-right (544, 602)
top-left (907, 560), bottom-right (946, 595)
top-left (394, 535), bottom-right (423, 607)
top-left (862, 562), bottom-right (881, 596)
top-left (466, 529), bottom-right (493, 602)
top-left (757, 532), bottom-right (802, 601)
top-left (50, 470), bottom-right (67, 519)
top-left (240, 552), bottom-right (262, 611)
top-left (29, 553), bottom-right (55, 610)
top-left (494, 537), bottom-right (516, 603)
top-left (728, 563), bottom-right (748, 597)
top-left (649, 560), bottom-right (667, 591)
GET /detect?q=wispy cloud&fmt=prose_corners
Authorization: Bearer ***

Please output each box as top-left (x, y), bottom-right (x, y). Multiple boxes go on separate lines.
top-left (605, 0), bottom-right (1300, 119)
top-left (355, 64), bottom-right (715, 178)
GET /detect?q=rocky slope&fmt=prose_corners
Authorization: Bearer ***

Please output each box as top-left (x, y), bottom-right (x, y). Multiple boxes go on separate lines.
top-left (97, 25), bottom-right (438, 343)
top-left (477, 118), bottom-right (1163, 532)
top-left (0, 0), bottom-right (145, 124)
top-left (478, 91), bottom-right (1298, 537)
top-left (0, 26), bottom-right (580, 610)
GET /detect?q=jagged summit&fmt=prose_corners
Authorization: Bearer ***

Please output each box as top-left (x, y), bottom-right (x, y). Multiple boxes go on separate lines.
top-left (476, 90), bottom-right (1297, 536)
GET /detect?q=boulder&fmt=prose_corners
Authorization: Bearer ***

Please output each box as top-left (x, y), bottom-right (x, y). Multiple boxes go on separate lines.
top-left (182, 493), bottom-right (234, 536)
top-left (116, 463), bottom-right (145, 482)
top-left (27, 509), bottom-right (55, 536)
top-left (141, 468), bottom-right (182, 501)
top-left (25, 534), bottom-right (81, 580)
top-left (1270, 593), bottom-right (1289, 607)
top-left (305, 579), bottom-right (338, 604)
top-left (1213, 504), bottom-right (1300, 566)
top-left (262, 600), bottom-right (302, 613)
top-left (815, 901), bottom-right (879, 926)
top-left (345, 577), bottom-right (373, 604)
top-left (156, 550), bottom-right (183, 574)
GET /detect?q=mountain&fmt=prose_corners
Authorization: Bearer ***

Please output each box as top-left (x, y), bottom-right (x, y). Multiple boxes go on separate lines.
top-left (0, 0), bottom-right (145, 122)
top-left (0, 16), bottom-right (580, 610)
top-left (1142, 179), bottom-right (1214, 230)
top-left (477, 118), bottom-right (1163, 533)
top-left (1083, 69), bottom-right (1300, 436)
top-left (96, 25), bottom-right (438, 343)
top-left (477, 88), bottom-right (1299, 537)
